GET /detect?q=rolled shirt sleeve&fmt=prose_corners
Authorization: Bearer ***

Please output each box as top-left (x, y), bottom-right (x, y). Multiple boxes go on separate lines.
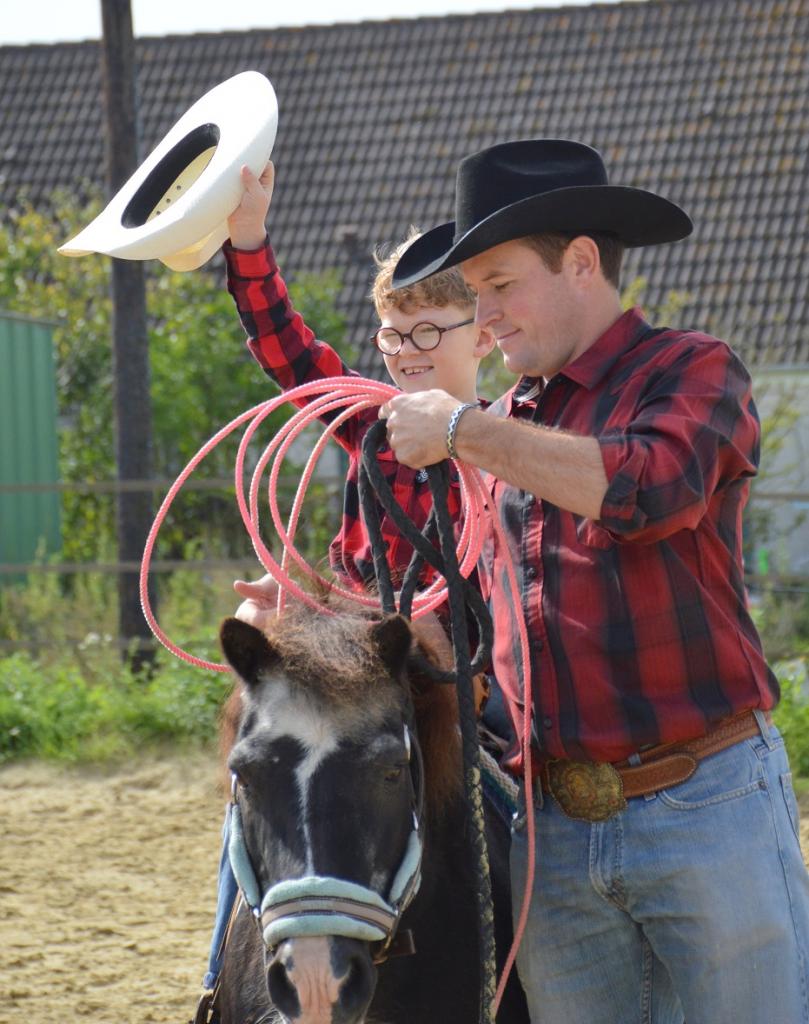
top-left (224, 237), bottom-right (364, 450)
top-left (595, 339), bottom-right (759, 542)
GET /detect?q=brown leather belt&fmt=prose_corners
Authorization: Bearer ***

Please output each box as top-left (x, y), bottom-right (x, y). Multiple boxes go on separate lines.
top-left (535, 709), bottom-right (768, 823)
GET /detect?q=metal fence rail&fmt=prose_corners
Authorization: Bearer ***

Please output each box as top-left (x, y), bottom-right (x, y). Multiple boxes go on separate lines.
top-left (0, 474), bottom-right (342, 575)
top-left (1, 479), bottom-right (807, 584)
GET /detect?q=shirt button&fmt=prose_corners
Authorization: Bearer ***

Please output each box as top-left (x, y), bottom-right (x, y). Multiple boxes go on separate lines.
top-left (542, 716), bottom-right (553, 729)
top-left (525, 566), bottom-right (538, 580)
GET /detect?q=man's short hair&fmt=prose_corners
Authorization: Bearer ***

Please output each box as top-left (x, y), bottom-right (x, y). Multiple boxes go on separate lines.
top-left (372, 227), bottom-right (476, 315)
top-left (522, 231), bottom-right (625, 289)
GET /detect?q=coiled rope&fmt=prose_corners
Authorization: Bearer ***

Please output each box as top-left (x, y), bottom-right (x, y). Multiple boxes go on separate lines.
top-left (138, 375), bottom-right (535, 1020)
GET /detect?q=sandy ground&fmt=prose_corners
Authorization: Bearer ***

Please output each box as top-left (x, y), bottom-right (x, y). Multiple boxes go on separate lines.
top-left (1, 752), bottom-right (808, 1024)
top-left (0, 751), bottom-right (223, 1024)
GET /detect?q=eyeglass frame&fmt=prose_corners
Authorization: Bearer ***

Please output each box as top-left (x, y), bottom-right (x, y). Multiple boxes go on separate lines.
top-left (369, 318), bottom-right (475, 355)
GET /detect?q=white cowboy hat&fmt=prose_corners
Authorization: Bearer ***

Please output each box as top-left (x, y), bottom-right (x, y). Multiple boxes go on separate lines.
top-left (58, 71), bottom-right (278, 271)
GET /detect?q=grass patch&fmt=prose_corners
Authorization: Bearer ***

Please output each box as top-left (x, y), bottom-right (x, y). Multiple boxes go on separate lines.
top-left (793, 776), bottom-right (809, 800)
top-left (0, 647), bottom-right (234, 764)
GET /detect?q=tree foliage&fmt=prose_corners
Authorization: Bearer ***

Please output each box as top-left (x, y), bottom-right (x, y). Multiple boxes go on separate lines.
top-left (0, 192), bottom-right (352, 563)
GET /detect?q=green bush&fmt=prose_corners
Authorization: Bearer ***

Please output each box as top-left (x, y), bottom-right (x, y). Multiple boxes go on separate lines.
top-left (0, 193), bottom-right (351, 563)
top-left (0, 568), bottom-right (239, 763)
top-left (772, 662), bottom-right (809, 778)
top-left (0, 646), bottom-right (234, 764)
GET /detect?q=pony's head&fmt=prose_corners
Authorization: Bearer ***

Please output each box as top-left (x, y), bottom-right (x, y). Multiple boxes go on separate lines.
top-left (219, 609), bottom-right (459, 1024)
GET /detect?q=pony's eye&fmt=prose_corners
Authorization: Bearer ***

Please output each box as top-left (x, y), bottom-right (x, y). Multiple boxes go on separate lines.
top-left (384, 765), bottom-right (404, 784)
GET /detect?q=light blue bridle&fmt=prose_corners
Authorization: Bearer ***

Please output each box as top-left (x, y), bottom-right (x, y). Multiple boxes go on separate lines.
top-left (228, 724), bottom-right (425, 960)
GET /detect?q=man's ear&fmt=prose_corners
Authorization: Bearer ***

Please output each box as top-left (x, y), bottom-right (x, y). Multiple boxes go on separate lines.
top-left (563, 235), bottom-right (600, 284)
top-left (220, 617), bottom-right (280, 686)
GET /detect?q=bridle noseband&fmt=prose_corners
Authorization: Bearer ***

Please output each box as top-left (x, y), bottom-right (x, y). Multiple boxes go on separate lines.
top-left (228, 722), bottom-right (426, 965)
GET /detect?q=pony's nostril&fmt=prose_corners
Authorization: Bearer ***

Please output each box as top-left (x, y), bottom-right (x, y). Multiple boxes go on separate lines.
top-left (266, 957), bottom-right (301, 1019)
top-left (338, 952), bottom-right (375, 1015)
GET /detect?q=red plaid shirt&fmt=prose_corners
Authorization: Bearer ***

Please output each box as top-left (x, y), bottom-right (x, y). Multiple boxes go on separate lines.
top-left (479, 308), bottom-right (778, 770)
top-left (224, 239), bottom-right (463, 589)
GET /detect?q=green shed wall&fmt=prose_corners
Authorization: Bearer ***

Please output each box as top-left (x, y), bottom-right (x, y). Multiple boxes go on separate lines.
top-left (0, 312), bottom-right (61, 571)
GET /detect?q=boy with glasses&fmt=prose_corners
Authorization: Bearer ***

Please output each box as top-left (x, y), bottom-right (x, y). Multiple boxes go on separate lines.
top-left (226, 161), bottom-right (494, 601)
top-left (192, 161), bottom-right (496, 1024)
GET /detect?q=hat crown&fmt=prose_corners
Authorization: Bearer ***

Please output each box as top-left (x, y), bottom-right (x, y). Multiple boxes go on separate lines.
top-left (454, 139), bottom-right (608, 241)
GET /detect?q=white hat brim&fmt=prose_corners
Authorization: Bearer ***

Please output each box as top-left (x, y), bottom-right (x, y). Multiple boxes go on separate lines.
top-left (58, 71), bottom-right (278, 271)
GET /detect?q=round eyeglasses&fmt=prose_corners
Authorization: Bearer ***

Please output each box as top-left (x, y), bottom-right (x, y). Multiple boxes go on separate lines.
top-left (370, 318), bottom-right (474, 355)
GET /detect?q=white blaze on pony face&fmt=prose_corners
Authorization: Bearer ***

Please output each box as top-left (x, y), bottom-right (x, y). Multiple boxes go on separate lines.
top-left (245, 670), bottom-right (340, 874)
top-left (243, 669), bottom-right (399, 877)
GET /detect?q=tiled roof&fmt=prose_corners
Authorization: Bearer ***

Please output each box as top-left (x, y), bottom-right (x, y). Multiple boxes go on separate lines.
top-left (0, 0), bottom-right (806, 374)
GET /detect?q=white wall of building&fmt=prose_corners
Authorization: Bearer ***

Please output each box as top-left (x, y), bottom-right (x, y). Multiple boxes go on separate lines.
top-left (749, 370), bottom-right (809, 578)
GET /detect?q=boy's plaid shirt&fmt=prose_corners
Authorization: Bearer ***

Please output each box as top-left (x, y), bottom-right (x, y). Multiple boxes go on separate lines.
top-left (225, 239), bottom-right (463, 590)
top-left (477, 308), bottom-right (779, 771)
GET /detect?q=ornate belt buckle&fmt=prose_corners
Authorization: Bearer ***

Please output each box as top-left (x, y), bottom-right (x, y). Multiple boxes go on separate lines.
top-left (546, 759), bottom-right (627, 822)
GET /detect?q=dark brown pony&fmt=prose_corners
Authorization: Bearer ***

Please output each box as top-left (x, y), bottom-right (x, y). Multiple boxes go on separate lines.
top-left (216, 607), bottom-right (528, 1024)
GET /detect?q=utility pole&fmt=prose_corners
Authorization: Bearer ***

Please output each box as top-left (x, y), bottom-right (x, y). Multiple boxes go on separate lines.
top-left (100, 0), bottom-right (156, 669)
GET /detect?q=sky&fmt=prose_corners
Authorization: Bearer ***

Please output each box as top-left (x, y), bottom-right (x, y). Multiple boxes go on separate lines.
top-left (1, 0), bottom-right (627, 45)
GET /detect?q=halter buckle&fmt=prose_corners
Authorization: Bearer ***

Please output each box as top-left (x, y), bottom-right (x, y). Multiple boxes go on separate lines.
top-left (193, 989), bottom-right (218, 1024)
top-left (372, 927), bottom-right (416, 964)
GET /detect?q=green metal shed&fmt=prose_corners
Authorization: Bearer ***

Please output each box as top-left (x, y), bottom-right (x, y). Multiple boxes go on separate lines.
top-left (0, 311), bottom-right (61, 574)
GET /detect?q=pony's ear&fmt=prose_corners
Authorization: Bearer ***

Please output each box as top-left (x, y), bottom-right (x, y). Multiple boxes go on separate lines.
top-left (369, 614), bottom-right (413, 675)
top-left (220, 617), bottom-right (280, 685)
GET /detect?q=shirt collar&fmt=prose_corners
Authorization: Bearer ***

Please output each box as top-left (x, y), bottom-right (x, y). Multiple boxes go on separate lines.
top-left (504, 307), bottom-right (651, 413)
top-left (560, 306), bottom-right (651, 390)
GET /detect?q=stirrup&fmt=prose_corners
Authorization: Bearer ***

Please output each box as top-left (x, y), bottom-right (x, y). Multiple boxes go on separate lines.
top-left (193, 989), bottom-right (219, 1024)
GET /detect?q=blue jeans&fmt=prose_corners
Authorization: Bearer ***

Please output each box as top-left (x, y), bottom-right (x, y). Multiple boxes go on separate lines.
top-left (510, 714), bottom-right (809, 1023)
top-left (203, 803), bottom-right (238, 991)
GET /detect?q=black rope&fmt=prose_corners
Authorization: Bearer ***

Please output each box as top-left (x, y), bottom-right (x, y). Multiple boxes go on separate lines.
top-left (360, 419), bottom-right (497, 1024)
top-left (359, 421), bottom-right (493, 679)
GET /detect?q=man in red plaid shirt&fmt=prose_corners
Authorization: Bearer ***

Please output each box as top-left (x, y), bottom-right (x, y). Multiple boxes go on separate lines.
top-left (383, 139), bottom-right (809, 1024)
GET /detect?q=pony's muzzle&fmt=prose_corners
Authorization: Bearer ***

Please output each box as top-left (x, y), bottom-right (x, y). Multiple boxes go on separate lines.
top-left (267, 935), bottom-right (376, 1024)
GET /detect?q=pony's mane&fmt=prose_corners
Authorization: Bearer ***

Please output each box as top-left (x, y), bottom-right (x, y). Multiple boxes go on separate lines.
top-left (219, 606), bottom-right (462, 816)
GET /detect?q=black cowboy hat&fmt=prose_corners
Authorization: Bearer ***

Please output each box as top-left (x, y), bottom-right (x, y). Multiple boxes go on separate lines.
top-left (392, 139), bottom-right (692, 287)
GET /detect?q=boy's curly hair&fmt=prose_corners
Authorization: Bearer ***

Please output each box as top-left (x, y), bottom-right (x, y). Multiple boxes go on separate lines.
top-left (371, 227), bottom-right (476, 315)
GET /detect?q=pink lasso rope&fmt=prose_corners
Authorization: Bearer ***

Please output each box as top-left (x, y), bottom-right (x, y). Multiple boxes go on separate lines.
top-left (137, 375), bottom-right (534, 1013)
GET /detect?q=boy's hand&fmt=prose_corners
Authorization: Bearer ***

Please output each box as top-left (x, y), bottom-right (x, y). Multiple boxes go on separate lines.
top-left (233, 573), bottom-right (279, 633)
top-left (227, 162), bottom-right (276, 250)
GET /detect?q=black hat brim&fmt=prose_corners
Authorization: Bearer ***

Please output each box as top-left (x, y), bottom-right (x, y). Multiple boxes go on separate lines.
top-left (393, 185), bottom-right (692, 288)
